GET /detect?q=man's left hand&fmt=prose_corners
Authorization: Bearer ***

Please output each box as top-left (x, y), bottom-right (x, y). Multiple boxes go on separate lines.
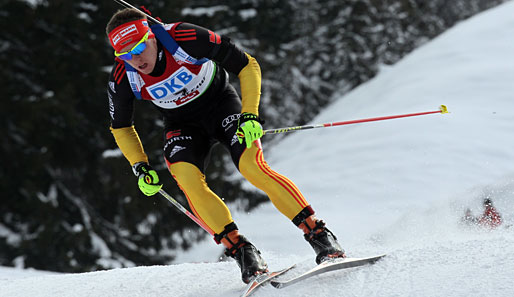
top-left (236, 113), bottom-right (264, 148)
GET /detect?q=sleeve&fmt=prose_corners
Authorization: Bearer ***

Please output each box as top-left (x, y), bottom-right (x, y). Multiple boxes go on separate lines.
top-left (237, 53), bottom-right (261, 115)
top-left (173, 23), bottom-right (261, 115)
top-left (107, 61), bottom-right (149, 166)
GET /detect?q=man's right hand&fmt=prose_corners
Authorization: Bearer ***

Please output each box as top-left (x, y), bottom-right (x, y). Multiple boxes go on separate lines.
top-left (132, 162), bottom-right (163, 196)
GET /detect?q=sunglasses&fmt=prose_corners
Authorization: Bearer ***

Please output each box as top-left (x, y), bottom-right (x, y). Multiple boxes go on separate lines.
top-left (114, 31), bottom-right (149, 61)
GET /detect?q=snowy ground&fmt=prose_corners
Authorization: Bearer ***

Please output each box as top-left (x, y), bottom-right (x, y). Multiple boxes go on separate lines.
top-left (2, 2), bottom-right (514, 296)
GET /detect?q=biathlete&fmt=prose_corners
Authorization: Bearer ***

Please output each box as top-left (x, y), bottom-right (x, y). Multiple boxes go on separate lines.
top-left (105, 8), bottom-right (345, 283)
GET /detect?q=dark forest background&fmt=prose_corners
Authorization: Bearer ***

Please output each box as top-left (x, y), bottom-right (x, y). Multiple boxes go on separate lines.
top-left (0, 0), bottom-right (507, 272)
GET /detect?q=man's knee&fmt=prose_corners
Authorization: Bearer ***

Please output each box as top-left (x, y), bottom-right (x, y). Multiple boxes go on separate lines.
top-left (169, 162), bottom-right (207, 192)
top-left (238, 146), bottom-right (264, 178)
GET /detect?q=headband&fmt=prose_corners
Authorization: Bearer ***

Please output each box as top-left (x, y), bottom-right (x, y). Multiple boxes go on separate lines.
top-left (108, 19), bottom-right (154, 53)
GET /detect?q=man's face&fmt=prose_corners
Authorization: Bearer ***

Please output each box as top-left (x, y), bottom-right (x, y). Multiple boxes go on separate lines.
top-left (121, 36), bottom-right (158, 75)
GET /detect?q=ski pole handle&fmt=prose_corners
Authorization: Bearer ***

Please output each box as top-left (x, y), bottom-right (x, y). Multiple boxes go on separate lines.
top-left (158, 189), bottom-right (214, 236)
top-left (264, 105), bottom-right (448, 135)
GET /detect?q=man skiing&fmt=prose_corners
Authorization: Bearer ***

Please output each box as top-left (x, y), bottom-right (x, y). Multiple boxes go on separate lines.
top-left (478, 198), bottom-right (502, 228)
top-left (105, 8), bottom-right (345, 283)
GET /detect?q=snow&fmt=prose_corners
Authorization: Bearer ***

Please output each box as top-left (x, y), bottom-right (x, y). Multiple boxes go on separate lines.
top-left (181, 6), bottom-right (229, 17)
top-left (0, 266), bottom-right (60, 281)
top-left (19, 0), bottom-right (45, 8)
top-left (0, 224), bottom-right (21, 246)
top-left (2, 2), bottom-right (514, 296)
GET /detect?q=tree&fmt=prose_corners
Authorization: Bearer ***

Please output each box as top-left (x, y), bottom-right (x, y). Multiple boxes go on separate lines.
top-left (0, 0), bottom-right (507, 272)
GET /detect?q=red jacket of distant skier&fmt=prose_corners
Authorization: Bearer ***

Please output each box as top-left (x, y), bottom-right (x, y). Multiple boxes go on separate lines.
top-left (478, 206), bottom-right (502, 228)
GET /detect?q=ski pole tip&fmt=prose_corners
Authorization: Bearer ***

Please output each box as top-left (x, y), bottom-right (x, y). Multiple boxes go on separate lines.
top-left (439, 105), bottom-right (449, 114)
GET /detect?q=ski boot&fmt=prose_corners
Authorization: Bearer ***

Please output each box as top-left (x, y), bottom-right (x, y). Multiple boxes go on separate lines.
top-left (293, 207), bottom-right (346, 264)
top-left (215, 223), bottom-right (268, 283)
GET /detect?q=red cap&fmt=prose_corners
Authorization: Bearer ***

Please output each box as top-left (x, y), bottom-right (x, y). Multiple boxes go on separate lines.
top-left (108, 19), bottom-right (154, 53)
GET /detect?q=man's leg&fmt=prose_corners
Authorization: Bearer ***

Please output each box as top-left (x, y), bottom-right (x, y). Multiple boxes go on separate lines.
top-left (168, 161), bottom-right (268, 283)
top-left (168, 161), bottom-right (233, 233)
top-left (238, 144), bottom-right (346, 263)
top-left (163, 126), bottom-right (267, 283)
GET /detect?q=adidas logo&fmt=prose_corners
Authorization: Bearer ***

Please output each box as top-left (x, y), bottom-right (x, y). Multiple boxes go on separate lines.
top-left (109, 81), bottom-right (116, 93)
top-left (169, 145), bottom-right (186, 158)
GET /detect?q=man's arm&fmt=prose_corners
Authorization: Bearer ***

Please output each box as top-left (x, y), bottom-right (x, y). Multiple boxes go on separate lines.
top-left (173, 23), bottom-right (261, 115)
top-left (107, 60), bottom-right (149, 166)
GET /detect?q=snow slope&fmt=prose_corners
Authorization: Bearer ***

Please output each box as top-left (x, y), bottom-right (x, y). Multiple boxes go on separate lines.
top-left (2, 2), bottom-right (514, 296)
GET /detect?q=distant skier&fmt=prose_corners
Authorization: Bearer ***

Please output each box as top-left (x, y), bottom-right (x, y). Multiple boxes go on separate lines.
top-left (460, 208), bottom-right (478, 226)
top-left (104, 8), bottom-right (345, 283)
top-left (478, 198), bottom-right (502, 228)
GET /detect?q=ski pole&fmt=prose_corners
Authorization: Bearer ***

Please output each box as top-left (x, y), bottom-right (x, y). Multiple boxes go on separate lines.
top-left (113, 0), bottom-right (164, 25)
top-left (158, 189), bottom-right (214, 236)
top-left (263, 105), bottom-right (448, 135)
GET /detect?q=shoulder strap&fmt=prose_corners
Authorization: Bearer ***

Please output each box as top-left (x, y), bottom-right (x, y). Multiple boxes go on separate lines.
top-left (150, 24), bottom-right (209, 65)
top-left (124, 63), bottom-right (143, 100)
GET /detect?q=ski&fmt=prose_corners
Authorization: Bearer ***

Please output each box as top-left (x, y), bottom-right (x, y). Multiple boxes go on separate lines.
top-left (240, 264), bottom-right (296, 297)
top-left (270, 254), bottom-right (386, 289)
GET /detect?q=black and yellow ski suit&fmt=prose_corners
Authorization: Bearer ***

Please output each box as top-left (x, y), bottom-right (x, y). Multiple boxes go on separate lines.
top-left (107, 22), bottom-right (313, 239)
